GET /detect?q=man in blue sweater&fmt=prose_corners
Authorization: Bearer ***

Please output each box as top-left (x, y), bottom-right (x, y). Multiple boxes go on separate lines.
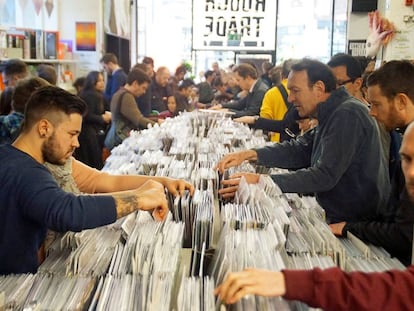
top-left (100, 53), bottom-right (127, 106)
top-left (216, 58), bottom-right (390, 223)
top-left (0, 86), bottom-right (170, 275)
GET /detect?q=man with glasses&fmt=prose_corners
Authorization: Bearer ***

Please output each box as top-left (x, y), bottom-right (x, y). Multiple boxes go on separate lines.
top-left (215, 61), bottom-right (414, 311)
top-left (216, 58), bottom-right (390, 224)
top-left (329, 60), bottom-right (414, 265)
top-left (327, 53), bottom-right (392, 173)
top-left (327, 53), bottom-right (369, 106)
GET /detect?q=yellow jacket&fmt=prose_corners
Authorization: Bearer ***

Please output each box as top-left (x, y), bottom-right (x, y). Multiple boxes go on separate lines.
top-left (259, 79), bottom-right (289, 142)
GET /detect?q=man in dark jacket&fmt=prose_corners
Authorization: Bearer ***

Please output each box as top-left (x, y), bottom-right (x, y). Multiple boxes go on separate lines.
top-left (216, 118), bottom-right (414, 311)
top-left (216, 58), bottom-right (390, 224)
top-left (329, 60), bottom-right (414, 265)
top-left (197, 70), bottom-right (215, 106)
top-left (150, 66), bottom-right (173, 113)
top-left (211, 63), bottom-right (269, 118)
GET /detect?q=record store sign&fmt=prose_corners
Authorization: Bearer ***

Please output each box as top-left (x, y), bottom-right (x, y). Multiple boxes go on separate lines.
top-left (193, 0), bottom-right (276, 51)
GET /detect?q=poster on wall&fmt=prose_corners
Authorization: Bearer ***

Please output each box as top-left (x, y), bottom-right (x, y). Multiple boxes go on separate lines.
top-left (386, 30), bottom-right (414, 60)
top-left (76, 22), bottom-right (96, 51)
top-left (76, 52), bottom-right (99, 77)
top-left (193, 0), bottom-right (277, 51)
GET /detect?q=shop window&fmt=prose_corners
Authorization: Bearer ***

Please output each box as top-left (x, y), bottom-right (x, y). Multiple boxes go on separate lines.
top-left (276, 0), bottom-right (348, 64)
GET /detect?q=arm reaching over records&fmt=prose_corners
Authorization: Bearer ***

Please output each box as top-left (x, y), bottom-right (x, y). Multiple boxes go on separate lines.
top-left (219, 172), bottom-right (260, 200)
top-left (0, 86), bottom-right (174, 275)
top-left (215, 266), bottom-right (414, 310)
top-left (215, 150), bottom-right (258, 174)
top-left (112, 180), bottom-right (168, 221)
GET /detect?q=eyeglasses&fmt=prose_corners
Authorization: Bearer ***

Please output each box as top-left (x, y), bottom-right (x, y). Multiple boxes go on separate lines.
top-left (337, 78), bottom-right (355, 86)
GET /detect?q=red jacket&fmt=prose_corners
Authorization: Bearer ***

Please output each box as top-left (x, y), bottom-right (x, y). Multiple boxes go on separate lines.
top-left (283, 266), bottom-right (414, 311)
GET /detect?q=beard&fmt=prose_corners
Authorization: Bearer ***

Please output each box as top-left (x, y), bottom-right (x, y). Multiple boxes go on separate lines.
top-left (383, 105), bottom-right (404, 131)
top-left (405, 181), bottom-right (414, 203)
top-left (41, 132), bottom-right (72, 165)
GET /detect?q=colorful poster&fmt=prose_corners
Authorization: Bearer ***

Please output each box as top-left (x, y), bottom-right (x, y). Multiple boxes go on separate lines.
top-left (76, 22), bottom-right (96, 51)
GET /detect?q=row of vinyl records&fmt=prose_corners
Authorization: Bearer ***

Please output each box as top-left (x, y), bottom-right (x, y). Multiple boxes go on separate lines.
top-left (0, 111), bottom-right (405, 310)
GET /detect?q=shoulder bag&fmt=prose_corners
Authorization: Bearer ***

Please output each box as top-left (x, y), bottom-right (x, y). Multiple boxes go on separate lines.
top-left (104, 91), bottom-right (134, 150)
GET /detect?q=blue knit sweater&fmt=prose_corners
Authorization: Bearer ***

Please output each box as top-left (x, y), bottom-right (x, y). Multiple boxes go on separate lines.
top-left (0, 145), bottom-right (116, 274)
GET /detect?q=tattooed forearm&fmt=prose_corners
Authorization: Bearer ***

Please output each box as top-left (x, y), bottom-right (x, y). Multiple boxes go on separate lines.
top-left (113, 192), bottom-right (140, 218)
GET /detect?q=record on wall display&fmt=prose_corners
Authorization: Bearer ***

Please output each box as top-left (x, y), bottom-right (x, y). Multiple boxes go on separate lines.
top-left (32, 0), bottom-right (41, 15)
top-left (45, 0), bottom-right (54, 17)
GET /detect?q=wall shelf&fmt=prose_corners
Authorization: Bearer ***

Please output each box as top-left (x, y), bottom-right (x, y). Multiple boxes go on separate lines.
top-left (0, 58), bottom-right (77, 64)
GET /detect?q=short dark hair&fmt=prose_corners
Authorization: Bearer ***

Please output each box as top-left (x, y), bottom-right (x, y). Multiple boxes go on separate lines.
top-left (22, 86), bottom-right (87, 132)
top-left (175, 64), bottom-right (187, 76)
top-left (261, 61), bottom-right (273, 73)
top-left (127, 68), bottom-right (151, 85)
top-left (291, 58), bottom-right (336, 93)
top-left (178, 78), bottom-right (194, 91)
top-left (353, 56), bottom-right (371, 73)
top-left (73, 76), bottom-right (86, 89)
top-left (100, 53), bottom-right (118, 65)
top-left (269, 66), bottom-right (282, 85)
top-left (327, 54), bottom-right (362, 80)
top-left (36, 64), bottom-right (57, 85)
top-left (132, 63), bottom-right (148, 72)
top-left (234, 63), bottom-right (258, 79)
top-left (12, 77), bottom-right (49, 113)
top-left (142, 56), bottom-right (154, 66)
top-left (282, 59), bottom-right (298, 79)
top-left (2, 58), bottom-right (27, 77)
top-left (204, 70), bottom-right (214, 79)
top-left (367, 60), bottom-right (414, 103)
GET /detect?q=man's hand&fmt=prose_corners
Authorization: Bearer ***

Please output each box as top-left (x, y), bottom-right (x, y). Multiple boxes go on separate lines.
top-left (233, 116), bottom-right (256, 124)
top-left (159, 177), bottom-right (195, 196)
top-left (329, 222), bottom-right (346, 236)
top-left (219, 173), bottom-right (260, 200)
top-left (208, 103), bottom-right (223, 110)
top-left (215, 150), bottom-right (258, 174)
top-left (102, 111), bottom-right (112, 123)
top-left (215, 268), bottom-right (286, 304)
top-left (114, 180), bottom-right (169, 221)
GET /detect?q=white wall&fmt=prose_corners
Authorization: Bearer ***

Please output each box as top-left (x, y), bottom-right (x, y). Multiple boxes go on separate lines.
top-left (383, 0), bottom-right (414, 60)
top-left (347, 12), bottom-right (370, 41)
top-left (58, 0), bottom-right (104, 78)
top-left (2, 0), bottom-right (58, 31)
top-left (347, 0), bottom-right (386, 40)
